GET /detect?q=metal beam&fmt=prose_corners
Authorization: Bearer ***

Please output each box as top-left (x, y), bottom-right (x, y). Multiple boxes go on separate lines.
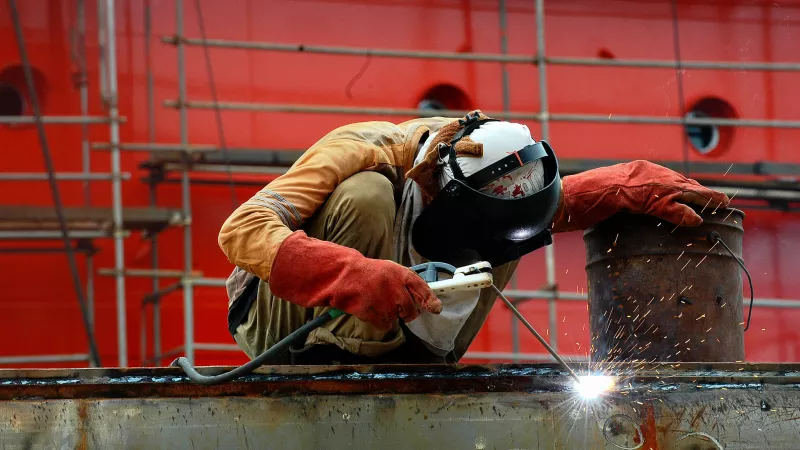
top-left (462, 351), bottom-right (587, 362)
top-left (164, 99), bottom-right (800, 129)
top-left (0, 354), bottom-right (90, 365)
top-left (97, 268), bottom-right (203, 278)
top-left (162, 36), bottom-right (539, 63)
top-left (0, 115), bottom-right (125, 124)
top-left (92, 142), bottom-right (219, 152)
top-left (0, 172), bottom-right (131, 181)
top-left (2, 364), bottom-right (800, 449)
top-left (161, 36), bottom-right (800, 72)
top-left (163, 100), bottom-right (541, 120)
top-left (0, 230), bottom-right (125, 240)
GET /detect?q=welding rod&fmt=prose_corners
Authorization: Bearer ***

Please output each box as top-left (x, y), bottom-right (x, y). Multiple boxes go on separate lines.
top-left (492, 285), bottom-right (582, 384)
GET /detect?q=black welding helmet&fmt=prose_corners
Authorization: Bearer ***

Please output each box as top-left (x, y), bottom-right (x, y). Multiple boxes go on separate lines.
top-left (411, 112), bottom-right (562, 267)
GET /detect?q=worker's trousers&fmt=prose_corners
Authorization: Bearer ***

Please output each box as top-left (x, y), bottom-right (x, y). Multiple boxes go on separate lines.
top-left (232, 171), bottom-right (517, 364)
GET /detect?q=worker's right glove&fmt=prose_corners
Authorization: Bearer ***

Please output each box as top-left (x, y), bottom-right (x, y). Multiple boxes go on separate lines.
top-left (268, 231), bottom-right (443, 330)
top-left (552, 160), bottom-right (730, 233)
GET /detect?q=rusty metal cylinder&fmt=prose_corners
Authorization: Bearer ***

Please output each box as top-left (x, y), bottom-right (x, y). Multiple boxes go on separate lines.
top-left (584, 207), bottom-right (746, 363)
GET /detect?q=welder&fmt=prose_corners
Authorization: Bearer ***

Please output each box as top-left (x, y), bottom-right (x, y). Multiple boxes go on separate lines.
top-left (218, 110), bottom-right (729, 365)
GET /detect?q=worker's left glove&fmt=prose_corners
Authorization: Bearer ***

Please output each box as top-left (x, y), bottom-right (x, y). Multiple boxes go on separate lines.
top-left (552, 160), bottom-right (730, 232)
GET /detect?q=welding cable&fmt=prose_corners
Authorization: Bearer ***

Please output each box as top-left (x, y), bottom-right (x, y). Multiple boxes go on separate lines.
top-left (708, 231), bottom-right (755, 331)
top-left (8, 0), bottom-right (102, 366)
top-left (171, 310), bottom-right (342, 385)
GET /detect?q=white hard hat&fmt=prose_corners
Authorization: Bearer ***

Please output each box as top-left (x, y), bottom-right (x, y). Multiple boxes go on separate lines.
top-left (417, 121), bottom-right (547, 199)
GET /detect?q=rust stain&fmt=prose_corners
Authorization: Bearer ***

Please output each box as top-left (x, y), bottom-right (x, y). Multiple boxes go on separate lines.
top-left (639, 401), bottom-right (660, 450)
top-left (584, 207), bottom-right (746, 363)
top-left (77, 400), bottom-right (89, 450)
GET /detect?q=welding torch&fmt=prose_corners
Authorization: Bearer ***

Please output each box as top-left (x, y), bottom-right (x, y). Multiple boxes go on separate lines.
top-left (172, 261), bottom-right (580, 385)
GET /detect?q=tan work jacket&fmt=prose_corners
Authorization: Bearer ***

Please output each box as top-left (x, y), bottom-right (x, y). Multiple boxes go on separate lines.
top-left (219, 114), bottom-right (517, 359)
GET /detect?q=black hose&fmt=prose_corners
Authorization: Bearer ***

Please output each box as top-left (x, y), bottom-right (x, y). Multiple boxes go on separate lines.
top-left (171, 311), bottom-right (334, 385)
top-left (708, 231), bottom-right (755, 331)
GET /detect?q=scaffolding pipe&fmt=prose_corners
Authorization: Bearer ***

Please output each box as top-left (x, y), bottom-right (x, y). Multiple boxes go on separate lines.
top-left (163, 100), bottom-right (541, 120)
top-left (461, 351), bottom-right (586, 362)
top-left (96, 0), bottom-right (108, 105)
top-left (500, 0), bottom-right (516, 364)
top-left (98, 268), bottom-right (200, 278)
top-left (76, 0), bottom-right (96, 367)
top-left (7, 0), bottom-right (101, 367)
top-left (499, 0), bottom-right (511, 119)
top-left (550, 113), bottom-right (800, 129)
top-left (145, 0), bottom-right (161, 366)
top-left (0, 354), bottom-right (91, 365)
top-left (0, 230), bottom-right (122, 240)
top-left (101, 0), bottom-right (128, 367)
top-left (0, 246), bottom-right (91, 254)
top-left (504, 289), bottom-right (587, 301)
top-left (92, 142), bottom-right (218, 152)
top-left (189, 277), bottom-right (227, 287)
top-left (164, 100), bottom-right (800, 129)
top-left (546, 56), bottom-right (800, 72)
top-left (162, 36), bottom-right (800, 72)
top-left (0, 116), bottom-right (122, 124)
top-left (86, 249), bottom-right (95, 361)
top-left (162, 36), bottom-right (539, 63)
top-left (504, 289), bottom-right (800, 309)
top-left (533, 0), bottom-right (558, 352)
top-left (0, 172), bottom-right (130, 181)
top-left (176, 0), bottom-right (195, 365)
top-left (77, 0), bottom-right (91, 205)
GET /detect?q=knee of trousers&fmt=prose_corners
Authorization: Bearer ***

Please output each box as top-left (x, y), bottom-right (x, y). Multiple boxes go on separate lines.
top-left (327, 171), bottom-right (396, 234)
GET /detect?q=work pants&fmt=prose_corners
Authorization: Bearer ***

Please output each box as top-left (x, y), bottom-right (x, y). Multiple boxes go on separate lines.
top-left (232, 171), bottom-right (518, 364)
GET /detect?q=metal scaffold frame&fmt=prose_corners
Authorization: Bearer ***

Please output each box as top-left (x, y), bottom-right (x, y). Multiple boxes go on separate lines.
top-left (128, 0), bottom-right (800, 367)
top-left (0, 0), bottom-right (126, 367)
top-left (1, 0), bottom-right (184, 368)
top-left (6, 0), bottom-right (800, 368)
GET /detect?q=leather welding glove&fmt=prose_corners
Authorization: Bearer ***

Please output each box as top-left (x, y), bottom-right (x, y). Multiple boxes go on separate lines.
top-left (552, 160), bottom-right (730, 233)
top-left (268, 231), bottom-right (443, 330)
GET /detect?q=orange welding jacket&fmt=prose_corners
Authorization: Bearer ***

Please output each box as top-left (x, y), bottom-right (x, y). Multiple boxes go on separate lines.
top-left (218, 115), bottom-right (458, 303)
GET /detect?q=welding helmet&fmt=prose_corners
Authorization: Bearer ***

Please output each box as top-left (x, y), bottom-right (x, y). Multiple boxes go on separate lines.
top-left (411, 111), bottom-right (562, 267)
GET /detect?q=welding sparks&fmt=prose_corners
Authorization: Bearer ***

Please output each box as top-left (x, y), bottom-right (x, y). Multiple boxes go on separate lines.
top-left (723, 163), bottom-right (733, 176)
top-left (700, 197), bottom-right (713, 213)
top-left (695, 255), bottom-right (708, 268)
top-left (574, 375), bottom-right (616, 400)
top-left (722, 209), bottom-right (735, 222)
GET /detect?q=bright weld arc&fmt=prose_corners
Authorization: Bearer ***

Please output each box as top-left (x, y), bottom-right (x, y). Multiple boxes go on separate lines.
top-left (575, 374), bottom-right (617, 400)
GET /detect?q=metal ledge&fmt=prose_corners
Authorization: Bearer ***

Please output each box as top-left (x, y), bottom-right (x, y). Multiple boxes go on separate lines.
top-left (0, 362), bottom-right (796, 399)
top-left (2, 363), bottom-right (800, 448)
